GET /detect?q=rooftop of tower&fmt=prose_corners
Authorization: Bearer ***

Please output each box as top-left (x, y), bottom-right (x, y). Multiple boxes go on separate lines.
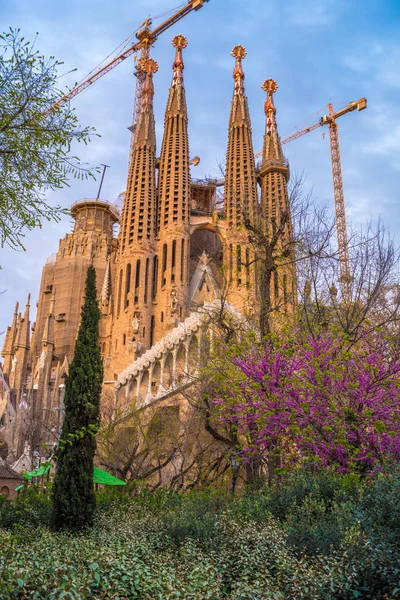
top-left (71, 198), bottom-right (120, 222)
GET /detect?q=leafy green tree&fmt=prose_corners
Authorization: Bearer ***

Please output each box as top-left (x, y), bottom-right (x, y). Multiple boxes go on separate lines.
top-left (51, 265), bottom-right (103, 531)
top-left (0, 28), bottom-right (97, 250)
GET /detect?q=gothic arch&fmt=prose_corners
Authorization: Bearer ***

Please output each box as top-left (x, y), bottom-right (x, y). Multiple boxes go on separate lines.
top-left (139, 370), bottom-right (150, 404)
top-left (163, 352), bottom-right (174, 390)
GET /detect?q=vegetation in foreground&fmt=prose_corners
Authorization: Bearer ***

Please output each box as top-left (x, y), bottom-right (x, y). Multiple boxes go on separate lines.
top-left (1, 469), bottom-right (400, 599)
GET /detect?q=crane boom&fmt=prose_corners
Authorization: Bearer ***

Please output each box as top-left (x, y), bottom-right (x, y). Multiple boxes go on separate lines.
top-left (50, 0), bottom-right (210, 111)
top-left (255, 98), bottom-right (366, 156)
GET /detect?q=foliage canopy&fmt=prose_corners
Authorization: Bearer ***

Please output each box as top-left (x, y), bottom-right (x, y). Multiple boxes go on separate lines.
top-left (51, 265), bottom-right (103, 531)
top-left (0, 29), bottom-right (97, 249)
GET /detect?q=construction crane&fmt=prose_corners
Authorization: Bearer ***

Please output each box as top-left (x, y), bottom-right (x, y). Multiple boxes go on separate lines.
top-left (49, 0), bottom-right (210, 131)
top-left (256, 97), bottom-right (367, 298)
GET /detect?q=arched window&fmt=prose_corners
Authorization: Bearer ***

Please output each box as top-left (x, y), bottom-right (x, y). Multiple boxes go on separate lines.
top-left (246, 247), bottom-right (250, 288)
top-left (237, 245), bottom-right (242, 286)
top-left (152, 256), bottom-right (158, 300)
top-left (181, 239), bottom-right (185, 282)
top-left (135, 260), bottom-right (141, 304)
top-left (117, 269), bottom-right (123, 316)
top-left (125, 263), bottom-right (131, 308)
top-left (162, 244), bottom-right (167, 287)
top-left (171, 240), bottom-right (176, 283)
top-left (144, 258), bottom-right (149, 304)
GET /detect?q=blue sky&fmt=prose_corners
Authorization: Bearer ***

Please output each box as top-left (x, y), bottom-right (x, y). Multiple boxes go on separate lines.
top-left (1, 0), bottom-right (400, 342)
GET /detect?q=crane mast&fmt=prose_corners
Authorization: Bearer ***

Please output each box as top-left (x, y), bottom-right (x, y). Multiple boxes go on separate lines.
top-left (326, 104), bottom-right (351, 296)
top-left (255, 97), bottom-right (367, 299)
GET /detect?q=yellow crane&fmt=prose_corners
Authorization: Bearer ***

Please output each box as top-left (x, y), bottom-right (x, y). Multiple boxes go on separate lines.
top-left (256, 97), bottom-right (367, 298)
top-left (49, 0), bottom-right (210, 132)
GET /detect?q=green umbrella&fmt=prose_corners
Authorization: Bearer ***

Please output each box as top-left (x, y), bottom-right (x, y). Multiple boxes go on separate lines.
top-left (93, 467), bottom-right (126, 486)
top-left (23, 464), bottom-right (51, 480)
top-left (23, 464), bottom-right (125, 486)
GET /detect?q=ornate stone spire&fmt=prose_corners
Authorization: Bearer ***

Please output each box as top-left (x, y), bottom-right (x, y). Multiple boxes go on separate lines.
top-left (157, 35), bottom-right (190, 232)
top-left (259, 79), bottom-right (290, 225)
top-left (120, 58), bottom-right (158, 254)
top-left (259, 79), bottom-right (296, 314)
top-left (172, 34), bottom-right (187, 87)
top-left (224, 45), bottom-right (258, 227)
top-left (260, 79), bottom-right (287, 170)
top-left (15, 294), bottom-right (30, 351)
top-left (41, 292), bottom-right (55, 347)
top-left (1, 302), bottom-right (19, 373)
top-left (10, 295), bottom-right (30, 399)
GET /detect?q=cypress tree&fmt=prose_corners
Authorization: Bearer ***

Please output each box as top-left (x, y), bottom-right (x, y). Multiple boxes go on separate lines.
top-left (51, 265), bottom-right (103, 531)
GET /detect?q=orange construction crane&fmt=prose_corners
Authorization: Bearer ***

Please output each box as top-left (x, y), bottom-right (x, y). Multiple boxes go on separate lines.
top-left (49, 0), bottom-right (210, 128)
top-left (256, 97), bottom-right (367, 298)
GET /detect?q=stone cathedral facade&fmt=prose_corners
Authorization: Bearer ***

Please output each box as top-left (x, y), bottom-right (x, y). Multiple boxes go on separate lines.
top-left (0, 38), bottom-right (296, 461)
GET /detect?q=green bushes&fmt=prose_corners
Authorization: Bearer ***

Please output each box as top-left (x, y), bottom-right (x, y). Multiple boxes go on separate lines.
top-left (0, 469), bottom-right (399, 598)
top-left (0, 487), bottom-right (51, 529)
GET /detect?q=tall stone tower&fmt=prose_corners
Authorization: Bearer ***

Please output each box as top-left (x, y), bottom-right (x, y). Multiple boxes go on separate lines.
top-left (0, 198), bottom-right (118, 455)
top-left (8, 296), bottom-right (30, 404)
top-left (33, 199), bottom-right (117, 365)
top-left (258, 79), bottom-right (296, 313)
top-left (224, 45), bottom-right (258, 313)
top-left (111, 59), bottom-right (159, 373)
top-left (154, 35), bottom-right (191, 342)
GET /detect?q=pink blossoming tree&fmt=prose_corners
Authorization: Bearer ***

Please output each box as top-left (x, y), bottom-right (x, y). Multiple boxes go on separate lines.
top-left (216, 336), bottom-right (400, 474)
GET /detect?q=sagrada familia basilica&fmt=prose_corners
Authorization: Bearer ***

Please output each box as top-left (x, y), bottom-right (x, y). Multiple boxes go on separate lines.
top-left (0, 36), bottom-right (295, 463)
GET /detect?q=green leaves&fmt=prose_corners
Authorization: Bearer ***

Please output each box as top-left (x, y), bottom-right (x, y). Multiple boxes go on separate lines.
top-left (51, 266), bottom-right (103, 532)
top-left (0, 29), bottom-right (98, 249)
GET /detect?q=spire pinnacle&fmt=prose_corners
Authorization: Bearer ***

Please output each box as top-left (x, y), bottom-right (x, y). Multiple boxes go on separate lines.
top-left (225, 45), bottom-right (258, 227)
top-left (262, 78), bottom-right (278, 134)
top-left (231, 45), bottom-right (247, 95)
top-left (1, 302), bottom-right (19, 366)
top-left (141, 58), bottom-right (158, 110)
top-left (171, 35), bottom-right (187, 86)
top-left (42, 291), bottom-right (55, 347)
top-left (15, 295), bottom-right (30, 350)
top-left (260, 78), bottom-right (287, 170)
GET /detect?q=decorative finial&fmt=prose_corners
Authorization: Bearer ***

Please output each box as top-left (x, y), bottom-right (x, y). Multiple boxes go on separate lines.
top-left (144, 58), bottom-right (159, 75)
top-left (262, 78), bottom-right (278, 133)
top-left (141, 58), bottom-right (158, 108)
top-left (171, 34), bottom-right (187, 85)
top-left (231, 45), bottom-right (247, 95)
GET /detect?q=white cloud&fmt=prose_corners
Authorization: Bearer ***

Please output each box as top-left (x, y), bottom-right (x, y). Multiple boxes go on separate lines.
top-left (343, 39), bottom-right (400, 89)
top-left (285, 0), bottom-right (346, 26)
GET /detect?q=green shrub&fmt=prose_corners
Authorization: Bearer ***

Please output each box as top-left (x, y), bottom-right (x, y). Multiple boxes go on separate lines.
top-left (358, 466), bottom-right (400, 549)
top-left (0, 487), bottom-right (52, 529)
top-left (0, 469), bottom-right (399, 598)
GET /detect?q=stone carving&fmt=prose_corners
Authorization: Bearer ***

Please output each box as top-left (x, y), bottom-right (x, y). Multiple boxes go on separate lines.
top-left (170, 289), bottom-right (178, 315)
top-left (117, 299), bottom-right (248, 390)
top-left (131, 312), bottom-right (140, 334)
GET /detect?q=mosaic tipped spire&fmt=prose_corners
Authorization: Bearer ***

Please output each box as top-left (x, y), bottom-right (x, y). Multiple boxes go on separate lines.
top-left (171, 34), bottom-right (188, 86)
top-left (231, 44), bottom-right (247, 95)
top-left (261, 78), bottom-right (285, 166)
top-left (225, 44), bottom-right (257, 226)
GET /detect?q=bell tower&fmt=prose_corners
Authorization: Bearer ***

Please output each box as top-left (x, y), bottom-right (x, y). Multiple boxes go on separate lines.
top-left (111, 58), bottom-right (159, 372)
top-left (224, 45), bottom-right (258, 314)
top-left (153, 35), bottom-right (191, 342)
top-left (258, 79), bottom-right (296, 315)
